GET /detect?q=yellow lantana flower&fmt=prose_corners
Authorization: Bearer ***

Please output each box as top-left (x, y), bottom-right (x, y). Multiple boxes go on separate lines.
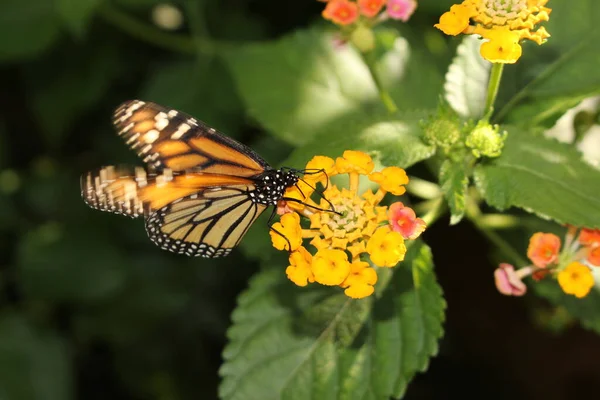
top-left (312, 249), bottom-right (352, 286)
top-left (369, 166), bottom-right (409, 196)
top-left (286, 247), bottom-right (314, 287)
top-left (335, 150), bottom-right (374, 175)
top-left (435, 0), bottom-right (551, 63)
top-left (342, 260), bottom-right (378, 299)
top-left (557, 261), bottom-right (594, 299)
top-left (269, 151), bottom-right (426, 299)
top-left (366, 225), bottom-right (406, 267)
top-left (269, 212), bottom-right (302, 251)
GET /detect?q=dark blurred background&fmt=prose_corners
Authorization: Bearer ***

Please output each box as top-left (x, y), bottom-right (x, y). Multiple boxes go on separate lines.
top-left (0, 0), bottom-right (599, 399)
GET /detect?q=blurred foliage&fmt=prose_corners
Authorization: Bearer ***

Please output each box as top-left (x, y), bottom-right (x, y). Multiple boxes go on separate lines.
top-left (1, 0), bottom-right (600, 399)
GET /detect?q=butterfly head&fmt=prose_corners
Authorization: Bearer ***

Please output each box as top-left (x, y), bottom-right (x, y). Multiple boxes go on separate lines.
top-left (251, 168), bottom-right (299, 206)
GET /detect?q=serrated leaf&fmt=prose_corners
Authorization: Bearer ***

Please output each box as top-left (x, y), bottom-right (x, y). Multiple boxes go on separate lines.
top-left (474, 129), bottom-right (600, 228)
top-left (496, 1), bottom-right (600, 127)
top-left (223, 27), bottom-right (441, 146)
top-left (284, 110), bottom-right (435, 170)
top-left (439, 160), bottom-right (468, 225)
top-left (56, 0), bottom-right (101, 37)
top-left (444, 35), bottom-right (490, 119)
top-left (0, 0), bottom-right (60, 62)
top-left (0, 314), bottom-right (73, 400)
top-left (219, 241), bottom-right (445, 400)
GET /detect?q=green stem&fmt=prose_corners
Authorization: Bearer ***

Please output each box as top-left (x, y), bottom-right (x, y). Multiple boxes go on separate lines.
top-left (483, 63), bottom-right (504, 120)
top-left (465, 197), bottom-right (528, 267)
top-left (420, 198), bottom-right (446, 227)
top-left (99, 3), bottom-right (216, 55)
top-left (361, 51), bottom-right (398, 113)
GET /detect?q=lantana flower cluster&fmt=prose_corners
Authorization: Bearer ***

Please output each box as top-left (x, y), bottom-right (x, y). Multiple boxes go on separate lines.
top-left (435, 0), bottom-right (551, 64)
top-left (495, 227), bottom-right (600, 299)
top-left (319, 0), bottom-right (417, 51)
top-left (321, 0), bottom-right (417, 26)
top-left (270, 150), bottom-right (426, 299)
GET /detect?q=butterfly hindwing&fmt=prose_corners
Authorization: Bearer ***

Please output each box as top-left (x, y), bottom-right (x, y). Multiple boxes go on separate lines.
top-left (145, 187), bottom-right (267, 257)
top-left (113, 100), bottom-right (269, 176)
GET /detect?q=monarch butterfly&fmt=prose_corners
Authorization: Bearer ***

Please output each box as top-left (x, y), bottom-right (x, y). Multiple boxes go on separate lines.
top-left (81, 100), bottom-right (305, 258)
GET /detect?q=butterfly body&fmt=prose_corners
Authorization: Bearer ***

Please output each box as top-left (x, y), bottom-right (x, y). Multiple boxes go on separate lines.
top-left (81, 100), bottom-right (300, 258)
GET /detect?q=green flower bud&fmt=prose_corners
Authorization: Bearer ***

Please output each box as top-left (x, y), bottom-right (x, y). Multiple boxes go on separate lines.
top-left (465, 121), bottom-right (507, 158)
top-left (350, 25), bottom-right (375, 53)
top-left (422, 118), bottom-right (462, 149)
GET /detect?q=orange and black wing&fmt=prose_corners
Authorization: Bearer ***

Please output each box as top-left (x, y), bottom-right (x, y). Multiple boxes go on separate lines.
top-left (113, 100), bottom-right (269, 176)
top-left (81, 166), bottom-right (266, 257)
top-left (145, 187), bottom-right (266, 257)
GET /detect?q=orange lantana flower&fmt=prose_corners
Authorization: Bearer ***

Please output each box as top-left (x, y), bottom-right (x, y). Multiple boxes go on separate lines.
top-left (527, 232), bottom-right (560, 268)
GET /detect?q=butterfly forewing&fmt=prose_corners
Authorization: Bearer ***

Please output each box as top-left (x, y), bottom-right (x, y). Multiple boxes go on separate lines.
top-left (113, 100), bottom-right (269, 175)
top-left (81, 166), bottom-right (257, 216)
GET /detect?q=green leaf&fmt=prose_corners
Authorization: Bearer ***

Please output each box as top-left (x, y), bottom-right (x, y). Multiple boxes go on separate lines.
top-left (17, 225), bottom-right (128, 304)
top-left (439, 160), bottom-right (468, 225)
top-left (533, 278), bottom-right (600, 334)
top-left (56, 0), bottom-right (101, 37)
top-left (444, 35), bottom-right (490, 119)
top-left (284, 110), bottom-right (435, 170)
top-left (496, 1), bottom-right (600, 127)
top-left (219, 241), bottom-right (445, 400)
top-left (0, 314), bottom-right (73, 400)
top-left (223, 27), bottom-right (441, 146)
top-left (0, 0), bottom-right (61, 62)
top-left (474, 129), bottom-right (600, 228)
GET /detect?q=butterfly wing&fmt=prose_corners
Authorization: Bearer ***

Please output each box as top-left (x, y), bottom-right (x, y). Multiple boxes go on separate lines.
top-left (113, 100), bottom-right (269, 176)
top-left (145, 187), bottom-right (267, 257)
top-left (81, 166), bottom-right (266, 257)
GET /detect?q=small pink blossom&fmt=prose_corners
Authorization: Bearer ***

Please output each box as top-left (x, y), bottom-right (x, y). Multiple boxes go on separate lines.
top-left (494, 263), bottom-right (530, 296)
top-left (386, 0), bottom-right (417, 21)
top-left (388, 202), bottom-right (426, 240)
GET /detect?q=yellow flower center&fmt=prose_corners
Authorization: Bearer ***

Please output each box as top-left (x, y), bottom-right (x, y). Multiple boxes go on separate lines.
top-left (481, 0), bottom-right (526, 19)
top-left (327, 190), bottom-right (368, 234)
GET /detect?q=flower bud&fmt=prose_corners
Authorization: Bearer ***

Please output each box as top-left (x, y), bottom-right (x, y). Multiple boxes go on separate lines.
top-left (465, 121), bottom-right (506, 158)
top-left (350, 25), bottom-right (375, 52)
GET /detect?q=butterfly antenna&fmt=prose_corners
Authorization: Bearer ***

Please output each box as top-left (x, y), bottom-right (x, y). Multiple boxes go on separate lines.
top-left (295, 173), bottom-right (338, 215)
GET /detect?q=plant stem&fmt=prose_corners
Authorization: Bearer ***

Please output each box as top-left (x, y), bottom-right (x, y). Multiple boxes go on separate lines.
top-left (420, 198), bottom-right (446, 227)
top-left (361, 51), bottom-right (398, 113)
top-left (465, 197), bottom-right (528, 267)
top-left (483, 63), bottom-right (504, 120)
top-left (99, 3), bottom-right (215, 55)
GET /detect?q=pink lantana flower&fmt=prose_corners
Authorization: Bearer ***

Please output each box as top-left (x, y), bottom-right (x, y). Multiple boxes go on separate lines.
top-left (386, 0), bottom-right (417, 21)
top-left (388, 202), bottom-right (426, 240)
top-left (494, 263), bottom-right (530, 296)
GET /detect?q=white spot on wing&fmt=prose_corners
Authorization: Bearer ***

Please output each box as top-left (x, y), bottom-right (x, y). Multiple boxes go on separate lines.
top-left (171, 123), bottom-right (191, 139)
top-left (143, 129), bottom-right (160, 144)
